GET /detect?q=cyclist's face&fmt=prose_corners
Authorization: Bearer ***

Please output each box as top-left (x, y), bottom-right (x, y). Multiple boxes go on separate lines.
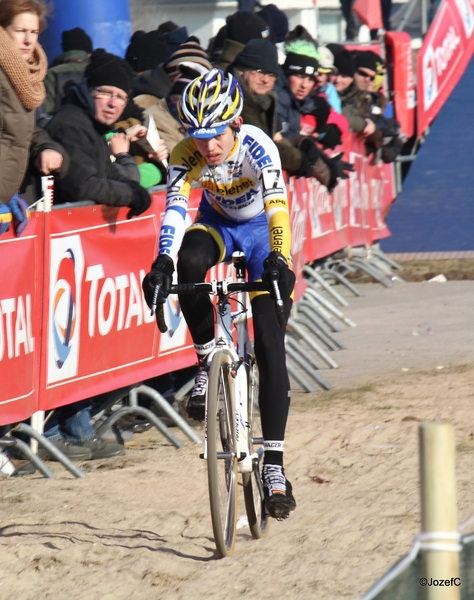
top-left (193, 117), bottom-right (243, 165)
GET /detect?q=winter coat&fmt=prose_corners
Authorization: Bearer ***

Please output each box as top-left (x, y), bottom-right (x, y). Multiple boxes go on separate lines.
top-left (229, 69), bottom-right (302, 175)
top-left (0, 44), bottom-right (68, 203)
top-left (338, 81), bottom-right (372, 133)
top-left (141, 97), bottom-right (186, 155)
top-left (41, 50), bottom-right (90, 115)
top-left (46, 79), bottom-right (139, 206)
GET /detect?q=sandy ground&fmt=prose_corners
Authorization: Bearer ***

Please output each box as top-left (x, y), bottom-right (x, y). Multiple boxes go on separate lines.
top-left (1, 279), bottom-right (474, 600)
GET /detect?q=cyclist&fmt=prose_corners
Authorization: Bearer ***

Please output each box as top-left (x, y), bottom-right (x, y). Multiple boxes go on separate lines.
top-left (142, 69), bottom-right (296, 520)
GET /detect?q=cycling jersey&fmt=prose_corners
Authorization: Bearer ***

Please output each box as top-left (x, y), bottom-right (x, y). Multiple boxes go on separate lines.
top-left (158, 124), bottom-right (291, 263)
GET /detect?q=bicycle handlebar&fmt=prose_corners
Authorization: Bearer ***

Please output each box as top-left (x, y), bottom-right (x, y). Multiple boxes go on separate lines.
top-left (150, 276), bottom-right (287, 333)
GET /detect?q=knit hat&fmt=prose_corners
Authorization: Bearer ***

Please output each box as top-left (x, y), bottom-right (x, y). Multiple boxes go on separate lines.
top-left (170, 62), bottom-right (211, 95)
top-left (232, 39), bottom-right (280, 75)
top-left (164, 36), bottom-right (212, 81)
top-left (257, 4), bottom-right (289, 44)
top-left (326, 43), bottom-right (346, 57)
top-left (317, 46), bottom-right (337, 74)
top-left (225, 11), bottom-right (271, 45)
top-left (61, 27), bottom-right (93, 54)
top-left (333, 49), bottom-right (355, 78)
top-left (125, 30), bottom-right (171, 73)
top-left (283, 40), bottom-right (319, 78)
top-left (85, 49), bottom-right (134, 93)
top-left (157, 21), bottom-right (180, 34)
top-left (354, 50), bottom-right (379, 72)
top-left (285, 25), bottom-right (317, 46)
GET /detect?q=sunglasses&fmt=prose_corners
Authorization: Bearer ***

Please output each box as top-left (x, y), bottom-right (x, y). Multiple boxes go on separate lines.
top-left (356, 69), bottom-right (375, 81)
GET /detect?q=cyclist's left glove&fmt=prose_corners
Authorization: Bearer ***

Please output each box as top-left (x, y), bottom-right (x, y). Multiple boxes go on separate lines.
top-left (261, 251), bottom-right (295, 300)
top-left (142, 254), bottom-right (174, 309)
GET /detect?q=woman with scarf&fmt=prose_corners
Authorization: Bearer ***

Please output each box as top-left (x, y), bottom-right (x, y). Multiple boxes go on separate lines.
top-left (0, 0), bottom-right (67, 234)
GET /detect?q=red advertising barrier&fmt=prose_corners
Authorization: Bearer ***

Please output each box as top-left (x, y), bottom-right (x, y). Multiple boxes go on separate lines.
top-left (385, 31), bottom-right (416, 139)
top-left (417, 0), bottom-right (474, 136)
top-left (0, 212), bottom-right (43, 426)
top-left (0, 136), bottom-right (395, 424)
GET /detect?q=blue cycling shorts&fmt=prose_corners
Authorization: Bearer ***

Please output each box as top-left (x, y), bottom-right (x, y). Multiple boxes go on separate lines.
top-left (187, 201), bottom-right (270, 282)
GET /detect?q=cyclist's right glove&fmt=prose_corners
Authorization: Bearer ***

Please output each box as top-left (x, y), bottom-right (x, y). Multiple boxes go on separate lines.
top-left (261, 251), bottom-right (295, 300)
top-left (142, 254), bottom-right (174, 333)
top-left (142, 254), bottom-right (174, 309)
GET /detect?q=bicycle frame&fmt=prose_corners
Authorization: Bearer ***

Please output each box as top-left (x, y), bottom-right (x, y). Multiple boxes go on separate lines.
top-left (202, 255), bottom-right (257, 475)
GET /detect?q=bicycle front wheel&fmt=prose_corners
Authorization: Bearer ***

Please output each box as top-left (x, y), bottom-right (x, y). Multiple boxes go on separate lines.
top-left (242, 356), bottom-right (270, 539)
top-left (207, 351), bottom-right (238, 557)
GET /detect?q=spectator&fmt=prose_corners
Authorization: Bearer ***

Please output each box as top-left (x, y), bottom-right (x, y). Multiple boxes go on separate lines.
top-left (41, 398), bottom-right (125, 461)
top-left (163, 36), bottom-right (212, 82)
top-left (47, 49), bottom-right (154, 214)
top-left (0, 0), bottom-right (67, 219)
top-left (256, 3), bottom-right (289, 44)
top-left (125, 29), bottom-right (171, 75)
top-left (333, 49), bottom-right (376, 137)
top-left (212, 10), bottom-right (271, 71)
top-left (274, 40), bottom-right (353, 189)
top-left (143, 63), bottom-right (210, 156)
top-left (41, 27), bottom-right (93, 116)
top-left (315, 46), bottom-right (342, 113)
top-left (228, 39), bottom-right (331, 183)
top-left (157, 20), bottom-right (189, 55)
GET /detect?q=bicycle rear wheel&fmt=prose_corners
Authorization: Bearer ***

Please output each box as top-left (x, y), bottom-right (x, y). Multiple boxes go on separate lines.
top-left (207, 351), bottom-right (238, 557)
top-left (242, 356), bottom-right (270, 539)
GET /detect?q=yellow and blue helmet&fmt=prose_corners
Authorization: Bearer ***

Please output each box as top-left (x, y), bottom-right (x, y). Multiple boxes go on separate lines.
top-left (178, 69), bottom-right (243, 138)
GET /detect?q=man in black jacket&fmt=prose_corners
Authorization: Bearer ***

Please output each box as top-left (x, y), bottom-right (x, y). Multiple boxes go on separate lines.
top-left (47, 49), bottom-right (151, 218)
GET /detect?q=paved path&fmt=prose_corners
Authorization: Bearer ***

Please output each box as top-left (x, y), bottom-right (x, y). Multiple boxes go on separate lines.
top-left (314, 280), bottom-right (474, 389)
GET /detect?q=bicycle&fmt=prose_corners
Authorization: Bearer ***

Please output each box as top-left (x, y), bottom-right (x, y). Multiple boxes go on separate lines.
top-left (152, 252), bottom-right (286, 557)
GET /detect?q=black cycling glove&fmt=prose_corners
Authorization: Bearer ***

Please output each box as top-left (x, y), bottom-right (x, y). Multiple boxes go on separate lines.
top-left (142, 254), bottom-right (174, 309)
top-left (126, 181), bottom-right (152, 219)
top-left (261, 252), bottom-right (295, 300)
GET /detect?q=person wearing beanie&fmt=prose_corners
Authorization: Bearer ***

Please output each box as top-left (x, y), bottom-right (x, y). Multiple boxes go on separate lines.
top-left (41, 27), bottom-right (93, 115)
top-left (228, 39), bottom-right (312, 179)
top-left (139, 61), bottom-right (211, 155)
top-left (158, 21), bottom-right (190, 55)
top-left (213, 10), bottom-right (271, 71)
top-left (257, 4), bottom-right (289, 44)
top-left (333, 49), bottom-right (377, 136)
top-left (125, 29), bottom-right (171, 75)
top-left (314, 46), bottom-right (342, 113)
top-left (62, 27), bottom-right (93, 54)
top-left (47, 49), bottom-right (165, 214)
top-left (273, 39), bottom-right (351, 191)
top-left (163, 36), bottom-right (212, 81)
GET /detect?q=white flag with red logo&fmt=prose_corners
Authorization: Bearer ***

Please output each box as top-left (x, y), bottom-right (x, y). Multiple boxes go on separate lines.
top-left (353, 0), bottom-right (383, 30)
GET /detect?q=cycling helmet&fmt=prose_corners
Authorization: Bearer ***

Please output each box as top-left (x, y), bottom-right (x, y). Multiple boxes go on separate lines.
top-left (178, 68), bottom-right (243, 138)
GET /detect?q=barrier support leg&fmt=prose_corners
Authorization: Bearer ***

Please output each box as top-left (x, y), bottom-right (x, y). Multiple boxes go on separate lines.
top-left (135, 385), bottom-right (202, 444)
top-left (95, 406), bottom-right (185, 449)
top-left (419, 422), bottom-right (460, 600)
top-left (12, 423), bottom-right (87, 478)
top-left (0, 436), bottom-right (56, 479)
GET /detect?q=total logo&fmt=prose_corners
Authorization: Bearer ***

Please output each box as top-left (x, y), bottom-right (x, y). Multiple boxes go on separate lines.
top-left (423, 26), bottom-right (461, 109)
top-left (47, 236), bottom-right (84, 384)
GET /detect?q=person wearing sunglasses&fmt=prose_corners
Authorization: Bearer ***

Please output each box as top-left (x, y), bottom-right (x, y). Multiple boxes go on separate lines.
top-left (333, 49), bottom-right (377, 138)
top-left (47, 49), bottom-right (152, 216)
